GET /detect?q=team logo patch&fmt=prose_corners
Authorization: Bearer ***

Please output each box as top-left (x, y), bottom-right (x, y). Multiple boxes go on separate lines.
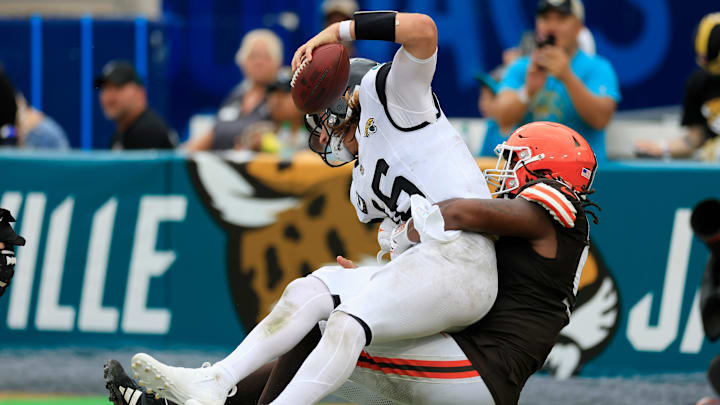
top-left (581, 167), bottom-right (592, 180)
top-left (364, 118), bottom-right (377, 137)
top-left (356, 192), bottom-right (368, 214)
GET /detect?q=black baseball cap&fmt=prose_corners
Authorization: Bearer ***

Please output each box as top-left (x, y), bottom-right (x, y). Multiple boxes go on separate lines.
top-left (537, 0), bottom-right (584, 21)
top-left (94, 60), bottom-right (143, 89)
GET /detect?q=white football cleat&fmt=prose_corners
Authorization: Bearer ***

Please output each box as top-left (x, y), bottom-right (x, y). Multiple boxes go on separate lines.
top-left (131, 353), bottom-right (229, 405)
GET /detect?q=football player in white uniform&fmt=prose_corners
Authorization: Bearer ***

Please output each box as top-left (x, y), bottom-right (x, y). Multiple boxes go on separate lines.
top-left (131, 11), bottom-right (498, 405)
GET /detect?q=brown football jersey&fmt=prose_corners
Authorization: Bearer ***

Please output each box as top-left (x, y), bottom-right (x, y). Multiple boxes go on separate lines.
top-left (451, 179), bottom-right (591, 405)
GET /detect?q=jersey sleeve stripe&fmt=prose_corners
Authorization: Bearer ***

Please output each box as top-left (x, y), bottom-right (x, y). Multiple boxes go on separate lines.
top-left (524, 183), bottom-right (577, 218)
top-left (522, 187), bottom-right (575, 227)
top-left (537, 183), bottom-right (577, 215)
top-left (519, 186), bottom-right (576, 228)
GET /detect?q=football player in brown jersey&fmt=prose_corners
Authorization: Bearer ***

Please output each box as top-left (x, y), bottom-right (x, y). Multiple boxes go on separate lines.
top-left (433, 121), bottom-right (598, 405)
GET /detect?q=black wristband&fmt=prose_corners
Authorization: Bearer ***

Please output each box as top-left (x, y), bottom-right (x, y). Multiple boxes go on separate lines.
top-left (353, 11), bottom-right (397, 42)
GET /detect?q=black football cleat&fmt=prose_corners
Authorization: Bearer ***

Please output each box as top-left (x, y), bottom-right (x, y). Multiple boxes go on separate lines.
top-left (104, 359), bottom-right (169, 405)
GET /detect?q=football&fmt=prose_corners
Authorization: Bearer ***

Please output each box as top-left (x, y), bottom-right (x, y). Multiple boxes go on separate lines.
top-left (291, 43), bottom-right (350, 113)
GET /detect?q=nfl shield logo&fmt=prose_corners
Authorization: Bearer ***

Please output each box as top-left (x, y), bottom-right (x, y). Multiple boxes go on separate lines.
top-left (581, 168), bottom-right (592, 179)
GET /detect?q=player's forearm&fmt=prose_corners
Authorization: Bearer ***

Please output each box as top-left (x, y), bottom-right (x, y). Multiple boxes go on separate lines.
top-left (671, 125), bottom-right (708, 157)
top-left (667, 136), bottom-right (695, 158)
top-left (441, 198), bottom-right (550, 240)
top-left (562, 73), bottom-right (616, 130)
top-left (343, 12), bottom-right (437, 60)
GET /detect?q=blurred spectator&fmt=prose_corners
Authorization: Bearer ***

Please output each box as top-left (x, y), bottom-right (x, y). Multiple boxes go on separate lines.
top-left (322, 0), bottom-right (358, 56)
top-left (185, 29), bottom-right (282, 151)
top-left (15, 93), bottom-right (69, 150)
top-left (489, 0), bottom-right (620, 160)
top-left (95, 60), bottom-right (176, 150)
top-left (477, 32), bottom-right (536, 156)
top-left (635, 13), bottom-right (720, 161)
top-left (235, 67), bottom-right (307, 158)
top-left (0, 67), bottom-right (18, 146)
top-left (691, 199), bottom-right (720, 405)
top-left (478, 26), bottom-right (597, 156)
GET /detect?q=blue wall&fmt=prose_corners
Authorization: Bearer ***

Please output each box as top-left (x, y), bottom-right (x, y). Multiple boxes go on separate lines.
top-left (0, 0), bottom-right (718, 148)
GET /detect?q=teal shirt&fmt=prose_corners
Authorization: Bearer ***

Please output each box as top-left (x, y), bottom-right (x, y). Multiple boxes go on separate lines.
top-left (499, 50), bottom-right (621, 161)
top-left (480, 119), bottom-right (505, 157)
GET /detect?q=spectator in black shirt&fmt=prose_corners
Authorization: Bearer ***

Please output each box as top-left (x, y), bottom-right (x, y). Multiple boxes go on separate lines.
top-left (184, 29), bottom-right (283, 151)
top-left (635, 13), bottom-right (720, 160)
top-left (95, 60), bottom-right (176, 150)
top-left (0, 67), bottom-right (18, 146)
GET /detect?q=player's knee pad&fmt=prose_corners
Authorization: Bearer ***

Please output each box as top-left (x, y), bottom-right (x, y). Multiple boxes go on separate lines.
top-left (276, 277), bottom-right (333, 319)
top-left (326, 311), bottom-right (371, 347)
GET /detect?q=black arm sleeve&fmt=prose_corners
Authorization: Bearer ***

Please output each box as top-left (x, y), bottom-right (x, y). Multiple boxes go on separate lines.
top-left (701, 254), bottom-right (720, 342)
top-left (0, 70), bottom-right (17, 127)
top-left (681, 70), bottom-right (706, 128)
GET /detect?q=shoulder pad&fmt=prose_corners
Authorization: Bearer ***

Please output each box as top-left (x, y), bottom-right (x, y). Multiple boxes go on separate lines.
top-left (519, 182), bottom-right (577, 228)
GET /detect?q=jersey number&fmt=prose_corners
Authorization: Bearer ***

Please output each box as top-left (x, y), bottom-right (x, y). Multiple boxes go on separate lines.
top-left (371, 159), bottom-right (424, 222)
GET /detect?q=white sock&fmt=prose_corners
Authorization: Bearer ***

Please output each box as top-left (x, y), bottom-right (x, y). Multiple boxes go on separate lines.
top-left (270, 311), bottom-right (366, 405)
top-left (212, 277), bottom-right (334, 388)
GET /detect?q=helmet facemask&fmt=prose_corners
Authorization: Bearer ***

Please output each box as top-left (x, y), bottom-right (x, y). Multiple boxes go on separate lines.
top-left (484, 143), bottom-right (545, 197)
top-left (306, 86), bottom-right (360, 167)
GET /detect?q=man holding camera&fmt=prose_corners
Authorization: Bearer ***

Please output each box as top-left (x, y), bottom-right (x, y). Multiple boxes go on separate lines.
top-left (490, 0), bottom-right (620, 160)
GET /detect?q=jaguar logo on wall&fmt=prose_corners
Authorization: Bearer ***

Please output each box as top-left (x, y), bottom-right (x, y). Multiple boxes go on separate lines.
top-left (188, 152), bottom-right (620, 378)
top-left (544, 245), bottom-right (620, 379)
top-left (187, 153), bottom-right (378, 332)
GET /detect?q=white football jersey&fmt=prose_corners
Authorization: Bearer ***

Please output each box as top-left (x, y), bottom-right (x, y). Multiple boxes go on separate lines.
top-left (350, 63), bottom-right (491, 224)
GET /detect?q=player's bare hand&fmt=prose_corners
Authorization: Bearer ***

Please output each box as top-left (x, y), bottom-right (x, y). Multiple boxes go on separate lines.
top-left (336, 255), bottom-right (358, 269)
top-left (292, 23), bottom-right (341, 71)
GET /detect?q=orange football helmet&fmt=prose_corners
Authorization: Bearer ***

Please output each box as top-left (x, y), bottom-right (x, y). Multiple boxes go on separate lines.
top-left (484, 122), bottom-right (597, 197)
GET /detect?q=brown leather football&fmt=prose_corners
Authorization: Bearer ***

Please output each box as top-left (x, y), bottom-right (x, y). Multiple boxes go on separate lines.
top-left (291, 43), bottom-right (350, 113)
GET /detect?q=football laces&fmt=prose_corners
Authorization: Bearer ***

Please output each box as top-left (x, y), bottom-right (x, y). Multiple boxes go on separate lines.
top-left (290, 59), bottom-right (309, 88)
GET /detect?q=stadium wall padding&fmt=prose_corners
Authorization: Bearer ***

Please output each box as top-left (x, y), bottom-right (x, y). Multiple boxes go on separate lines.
top-left (0, 151), bottom-right (717, 377)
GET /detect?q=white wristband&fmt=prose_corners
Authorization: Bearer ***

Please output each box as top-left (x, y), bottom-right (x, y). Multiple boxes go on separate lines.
top-left (339, 20), bottom-right (353, 42)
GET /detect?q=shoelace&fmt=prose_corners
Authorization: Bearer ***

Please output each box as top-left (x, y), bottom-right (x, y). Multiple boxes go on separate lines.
top-left (201, 362), bottom-right (237, 398)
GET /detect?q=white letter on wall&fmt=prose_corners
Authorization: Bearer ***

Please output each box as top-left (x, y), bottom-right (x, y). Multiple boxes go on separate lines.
top-left (35, 197), bottom-right (76, 331)
top-left (78, 198), bottom-right (119, 332)
top-left (122, 196), bottom-right (187, 334)
top-left (627, 209), bottom-right (693, 351)
top-left (679, 289), bottom-right (704, 354)
top-left (1, 191), bottom-right (39, 330)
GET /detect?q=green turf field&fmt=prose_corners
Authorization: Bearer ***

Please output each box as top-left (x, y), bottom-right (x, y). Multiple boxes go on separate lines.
top-left (0, 396), bottom-right (109, 405)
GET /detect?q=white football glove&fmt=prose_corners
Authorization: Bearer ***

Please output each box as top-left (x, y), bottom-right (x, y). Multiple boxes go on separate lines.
top-left (389, 219), bottom-right (417, 259)
top-left (376, 217), bottom-right (394, 263)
